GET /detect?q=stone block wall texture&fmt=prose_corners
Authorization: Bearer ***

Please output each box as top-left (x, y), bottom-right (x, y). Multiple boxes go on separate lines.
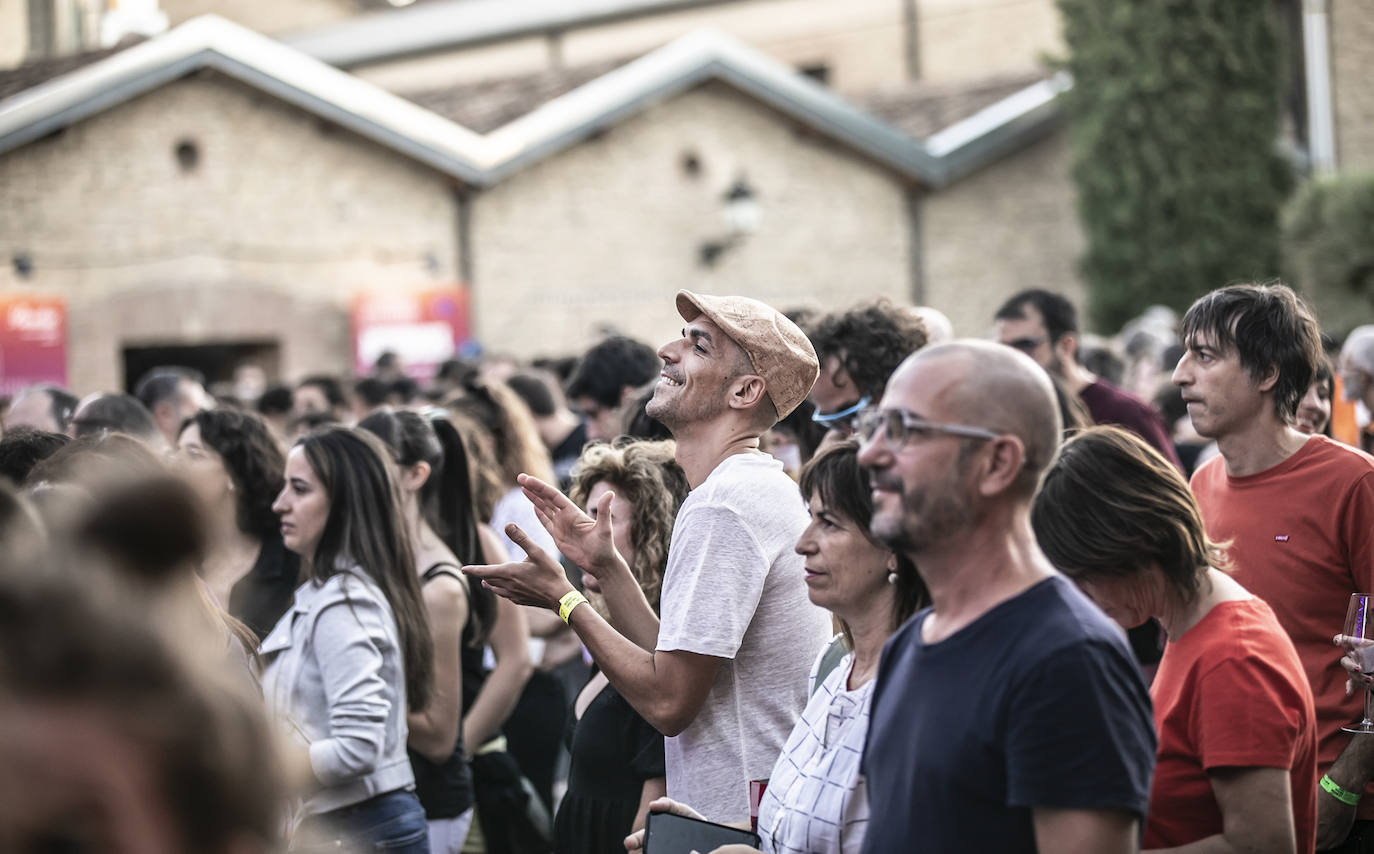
top-left (1331, 0), bottom-right (1374, 172)
top-left (469, 80), bottom-right (914, 359)
top-left (0, 71), bottom-right (460, 392)
top-left (0, 59), bottom-right (1088, 393)
top-left (161, 0), bottom-right (357, 37)
top-left (0, 0), bottom-right (26, 69)
top-left (920, 131), bottom-right (1087, 337)
top-left (917, 0), bottom-right (1063, 84)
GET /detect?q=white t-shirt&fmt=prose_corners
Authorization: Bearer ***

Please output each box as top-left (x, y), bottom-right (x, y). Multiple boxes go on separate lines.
top-left (656, 451), bottom-right (833, 822)
top-left (492, 485), bottom-right (559, 562)
top-left (492, 485), bottom-right (561, 662)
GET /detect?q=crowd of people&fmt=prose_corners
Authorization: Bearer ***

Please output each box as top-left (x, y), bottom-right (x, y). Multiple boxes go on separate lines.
top-left (4, 281), bottom-right (1374, 854)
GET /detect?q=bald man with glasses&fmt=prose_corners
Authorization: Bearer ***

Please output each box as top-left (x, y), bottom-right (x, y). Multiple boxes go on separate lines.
top-left (855, 340), bottom-right (1156, 854)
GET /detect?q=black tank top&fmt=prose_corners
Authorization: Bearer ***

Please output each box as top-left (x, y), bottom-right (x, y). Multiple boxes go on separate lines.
top-left (409, 563), bottom-right (476, 819)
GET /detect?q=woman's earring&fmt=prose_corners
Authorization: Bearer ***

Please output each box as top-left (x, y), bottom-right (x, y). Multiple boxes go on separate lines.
top-left (887, 571), bottom-right (898, 585)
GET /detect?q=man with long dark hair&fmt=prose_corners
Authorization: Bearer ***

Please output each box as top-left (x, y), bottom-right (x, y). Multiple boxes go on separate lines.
top-left (1175, 283), bottom-right (1374, 851)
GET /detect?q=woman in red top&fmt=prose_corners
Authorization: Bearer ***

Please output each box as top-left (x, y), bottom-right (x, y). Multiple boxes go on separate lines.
top-left (1031, 426), bottom-right (1318, 854)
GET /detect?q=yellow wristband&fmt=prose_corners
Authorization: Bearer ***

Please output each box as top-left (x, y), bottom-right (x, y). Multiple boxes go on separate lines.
top-left (558, 590), bottom-right (588, 624)
top-left (1322, 774), bottom-right (1362, 806)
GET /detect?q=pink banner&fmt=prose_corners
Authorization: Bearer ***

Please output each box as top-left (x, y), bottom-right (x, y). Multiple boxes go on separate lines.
top-left (0, 295), bottom-right (66, 396)
top-left (352, 287), bottom-right (469, 380)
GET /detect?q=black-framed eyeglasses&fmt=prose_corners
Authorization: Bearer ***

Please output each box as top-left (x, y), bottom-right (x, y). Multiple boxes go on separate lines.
top-left (1002, 335), bottom-right (1048, 354)
top-left (854, 407), bottom-right (1002, 448)
top-left (811, 396), bottom-right (870, 431)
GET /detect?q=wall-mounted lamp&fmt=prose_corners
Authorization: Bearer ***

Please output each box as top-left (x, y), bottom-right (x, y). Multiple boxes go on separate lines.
top-left (699, 179), bottom-right (760, 267)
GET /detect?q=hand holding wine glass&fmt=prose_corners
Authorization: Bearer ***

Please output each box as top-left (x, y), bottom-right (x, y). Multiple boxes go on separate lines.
top-left (1339, 594), bottom-right (1374, 734)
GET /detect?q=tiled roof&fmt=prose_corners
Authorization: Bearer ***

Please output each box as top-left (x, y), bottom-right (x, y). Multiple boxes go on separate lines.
top-left (0, 16), bottom-right (1068, 189)
top-left (403, 57), bottom-right (633, 134)
top-left (854, 72), bottom-right (1050, 140)
top-left (0, 39), bottom-right (145, 103)
top-left (404, 63), bottom-right (1049, 140)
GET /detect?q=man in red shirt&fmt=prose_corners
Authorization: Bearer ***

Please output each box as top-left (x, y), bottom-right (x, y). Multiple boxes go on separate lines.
top-left (1175, 283), bottom-right (1374, 852)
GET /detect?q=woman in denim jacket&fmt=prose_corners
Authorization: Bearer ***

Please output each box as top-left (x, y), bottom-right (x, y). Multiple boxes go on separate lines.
top-left (261, 426), bottom-right (435, 852)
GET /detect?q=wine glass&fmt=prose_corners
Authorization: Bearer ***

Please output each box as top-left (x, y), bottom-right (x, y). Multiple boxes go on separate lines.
top-left (1342, 593), bottom-right (1374, 735)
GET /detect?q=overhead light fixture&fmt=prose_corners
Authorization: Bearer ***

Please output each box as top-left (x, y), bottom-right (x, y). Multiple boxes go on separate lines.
top-left (699, 178), bottom-right (760, 267)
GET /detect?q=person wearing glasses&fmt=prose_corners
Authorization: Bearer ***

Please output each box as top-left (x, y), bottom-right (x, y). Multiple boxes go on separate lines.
top-left (854, 340), bottom-right (1156, 854)
top-left (805, 299), bottom-right (929, 442)
top-left (994, 289), bottom-right (1181, 470)
top-left (465, 291), bottom-right (834, 825)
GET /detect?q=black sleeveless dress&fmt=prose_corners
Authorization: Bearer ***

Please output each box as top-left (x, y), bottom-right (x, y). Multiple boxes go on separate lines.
top-left (552, 675), bottom-right (665, 854)
top-left (408, 563), bottom-right (476, 820)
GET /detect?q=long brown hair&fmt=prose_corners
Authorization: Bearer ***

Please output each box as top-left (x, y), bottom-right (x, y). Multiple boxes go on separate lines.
top-left (296, 427), bottom-right (433, 711)
top-left (444, 377), bottom-right (555, 486)
top-left (359, 408), bottom-right (496, 644)
top-left (568, 440), bottom-right (688, 611)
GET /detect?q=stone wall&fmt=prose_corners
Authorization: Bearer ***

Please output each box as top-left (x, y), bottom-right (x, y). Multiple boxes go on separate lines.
top-left (0, 71), bottom-right (460, 392)
top-left (161, 0), bottom-right (357, 37)
top-left (0, 0), bottom-right (26, 69)
top-left (1331, 0), bottom-right (1374, 171)
top-left (0, 53), bottom-right (1088, 391)
top-left (917, 0), bottom-right (1062, 84)
top-left (920, 131), bottom-right (1088, 337)
top-left (469, 80), bottom-right (913, 358)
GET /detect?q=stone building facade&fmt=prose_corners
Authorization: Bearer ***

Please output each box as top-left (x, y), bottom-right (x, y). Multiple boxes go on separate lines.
top-left (5, 0), bottom-right (1369, 394)
top-left (1331, 0), bottom-right (1374, 171)
top-left (469, 81), bottom-right (915, 356)
top-left (0, 18), bottom-right (1083, 392)
top-left (0, 70), bottom-right (461, 391)
top-left (922, 132), bottom-right (1085, 338)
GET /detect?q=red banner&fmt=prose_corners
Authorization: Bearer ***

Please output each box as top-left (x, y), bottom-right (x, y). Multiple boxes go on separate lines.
top-left (0, 295), bottom-right (66, 396)
top-left (352, 287), bottom-right (469, 380)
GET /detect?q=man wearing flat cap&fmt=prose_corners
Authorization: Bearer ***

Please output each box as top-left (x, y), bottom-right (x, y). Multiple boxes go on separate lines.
top-left (467, 291), bottom-right (833, 823)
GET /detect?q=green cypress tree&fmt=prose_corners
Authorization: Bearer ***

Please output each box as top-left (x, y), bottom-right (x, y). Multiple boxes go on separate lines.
top-left (1281, 174), bottom-right (1374, 336)
top-left (1058, 0), bottom-right (1293, 330)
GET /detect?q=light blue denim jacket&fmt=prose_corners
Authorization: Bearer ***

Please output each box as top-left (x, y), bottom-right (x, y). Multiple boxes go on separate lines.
top-left (260, 568), bottom-right (414, 815)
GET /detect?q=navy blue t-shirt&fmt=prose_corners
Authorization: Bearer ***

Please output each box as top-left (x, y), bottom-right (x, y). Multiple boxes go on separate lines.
top-left (860, 574), bottom-right (1155, 854)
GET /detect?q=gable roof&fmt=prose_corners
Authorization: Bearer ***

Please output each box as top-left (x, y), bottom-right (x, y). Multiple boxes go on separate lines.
top-left (855, 72), bottom-right (1051, 141)
top-left (0, 14), bottom-right (493, 184)
top-left (0, 15), bottom-right (1068, 190)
